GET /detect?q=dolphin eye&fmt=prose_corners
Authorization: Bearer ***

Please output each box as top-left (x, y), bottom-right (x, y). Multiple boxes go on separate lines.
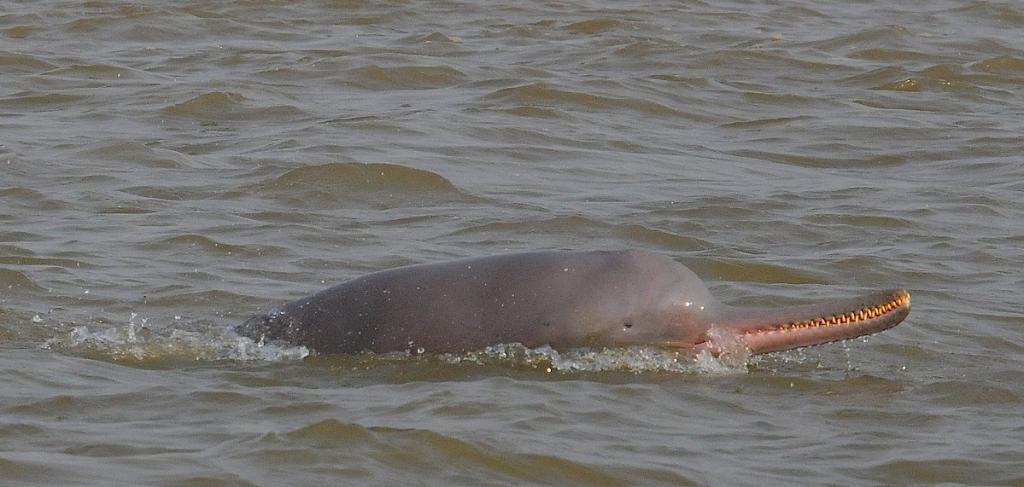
top-left (623, 321), bottom-right (633, 330)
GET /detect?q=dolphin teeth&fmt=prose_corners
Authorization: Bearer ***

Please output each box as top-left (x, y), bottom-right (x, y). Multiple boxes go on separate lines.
top-left (744, 291), bottom-right (910, 341)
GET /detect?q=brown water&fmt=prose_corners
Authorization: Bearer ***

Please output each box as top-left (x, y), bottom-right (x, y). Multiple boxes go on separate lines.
top-left (2, 1), bottom-right (1023, 485)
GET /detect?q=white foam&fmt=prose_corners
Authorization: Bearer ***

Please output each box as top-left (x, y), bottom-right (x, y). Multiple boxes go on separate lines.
top-left (445, 343), bottom-right (750, 374)
top-left (42, 314), bottom-right (309, 363)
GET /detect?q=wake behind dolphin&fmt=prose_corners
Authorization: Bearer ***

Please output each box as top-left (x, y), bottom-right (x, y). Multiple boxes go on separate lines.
top-left (237, 250), bottom-right (910, 356)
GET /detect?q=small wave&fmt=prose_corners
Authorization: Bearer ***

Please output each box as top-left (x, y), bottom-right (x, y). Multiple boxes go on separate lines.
top-left (451, 219), bottom-right (712, 252)
top-left (117, 185), bottom-right (218, 201)
top-left (275, 419), bottom-right (655, 485)
top-left (448, 215), bottom-right (607, 238)
top-left (972, 55), bottom-right (1024, 74)
top-left (0, 268), bottom-right (44, 292)
top-left (696, 258), bottom-right (827, 285)
top-left (721, 115), bottom-right (816, 129)
top-left (806, 25), bottom-right (911, 51)
top-left (566, 19), bottom-right (625, 34)
top-left (730, 148), bottom-right (908, 169)
top-left (348, 64), bottom-right (466, 90)
top-left (486, 83), bottom-right (684, 117)
top-left (0, 92), bottom-right (83, 109)
top-left (0, 52), bottom-right (57, 72)
top-left (259, 162), bottom-right (475, 209)
top-left (417, 32), bottom-right (462, 43)
top-left (141, 234), bottom-right (285, 259)
top-left (0, 255), bottom-right (86, 269)
top-left (271, 162), bottom-right (458, 193)
top-left (40, 63), bottom-right (160, 82)
top-left (874, 64), bottom-right (981, 95)
top-left (0, 187), bottom-right (72, 210)
top-left (162, 91), bottom-right (306, 121)
top-left (75, 141), bottom-right (194, 169)
top-left (165, 91), bottom-right (245, 112)
top-left (497, 106), bottom-right (564, 118)
top-left (848, 48), bottom-right (938, 62)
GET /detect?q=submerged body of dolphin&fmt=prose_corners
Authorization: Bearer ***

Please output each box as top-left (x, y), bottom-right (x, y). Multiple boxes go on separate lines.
top-left (238, 250), bottom-right (910, 355)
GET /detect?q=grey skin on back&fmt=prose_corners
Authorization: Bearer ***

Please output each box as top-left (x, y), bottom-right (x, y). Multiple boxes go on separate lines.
top-left (238, 250), bottom-right (719, 354)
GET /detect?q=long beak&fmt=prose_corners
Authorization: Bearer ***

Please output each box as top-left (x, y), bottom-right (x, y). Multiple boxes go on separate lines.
top-left (697, 289), bottom-right (910, 355)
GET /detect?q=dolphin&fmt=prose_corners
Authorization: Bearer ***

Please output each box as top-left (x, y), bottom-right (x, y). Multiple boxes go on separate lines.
top-left (237, 250), bottom-right (910, 355)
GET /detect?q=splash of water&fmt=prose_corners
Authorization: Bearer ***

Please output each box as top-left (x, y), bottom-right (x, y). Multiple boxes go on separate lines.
top-left (701, 324), bottom-right (754, 370)
top-left (42, 313), bottom-right (309, 364)
top-left (41, 314), bottom-right (759, 373)
top-left (445, 343), bottom-right (750, 374)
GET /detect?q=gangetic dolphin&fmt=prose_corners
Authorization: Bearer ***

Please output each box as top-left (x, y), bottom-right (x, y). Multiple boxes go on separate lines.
top-left (237, 250), bottom-right (910, 355)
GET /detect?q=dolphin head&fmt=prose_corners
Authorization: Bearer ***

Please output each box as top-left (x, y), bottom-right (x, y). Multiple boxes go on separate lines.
top-left (575, 251), bottom-right (911, 355)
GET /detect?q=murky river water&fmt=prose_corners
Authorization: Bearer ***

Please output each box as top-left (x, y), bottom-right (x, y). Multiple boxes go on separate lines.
top-left (2, 1), bottom-right (1023, 485)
